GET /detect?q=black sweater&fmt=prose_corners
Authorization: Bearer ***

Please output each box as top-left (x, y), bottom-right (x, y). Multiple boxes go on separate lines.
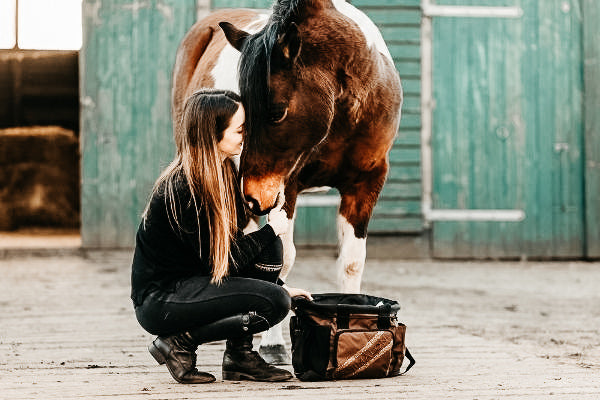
top-left (130, 172), bottom-right (277, 307)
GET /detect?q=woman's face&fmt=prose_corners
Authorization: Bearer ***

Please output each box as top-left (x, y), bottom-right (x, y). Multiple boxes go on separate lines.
top-left (217, 105), bottom-right (245, 158)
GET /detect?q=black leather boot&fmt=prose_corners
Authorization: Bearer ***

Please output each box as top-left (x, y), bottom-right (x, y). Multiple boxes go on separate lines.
top-left (188, 311), bottom-right (292, 382)
top-left (149, 332), bottom-right (216, 384)
top-left (222, 335), bottom-right (293, 382)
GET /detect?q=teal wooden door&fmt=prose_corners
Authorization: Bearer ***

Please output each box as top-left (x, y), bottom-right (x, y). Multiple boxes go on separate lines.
top-left (429, 0), bottom-right (585, 257)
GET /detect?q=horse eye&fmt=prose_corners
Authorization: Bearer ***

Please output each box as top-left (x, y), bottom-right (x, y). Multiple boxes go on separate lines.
top-left (269, 104), bottom-right (288, 125)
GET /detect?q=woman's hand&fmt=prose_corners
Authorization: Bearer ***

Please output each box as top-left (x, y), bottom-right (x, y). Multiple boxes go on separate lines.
top-left (283, 284), bottom-right (313, 301)
top-left (267, 207), bottom-right (289, 236)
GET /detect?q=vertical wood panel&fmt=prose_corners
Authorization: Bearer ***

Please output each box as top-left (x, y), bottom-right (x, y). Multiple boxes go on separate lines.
top-left (357, 1), bottom-right (424, 234)
top-left (81, 0), bottom-right (197, 247)
top-left (583, 0), bottom-right (600, 258)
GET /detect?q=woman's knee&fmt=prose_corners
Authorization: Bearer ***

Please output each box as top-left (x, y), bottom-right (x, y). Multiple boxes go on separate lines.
top-left (261, 284), bottom-right (291, 326)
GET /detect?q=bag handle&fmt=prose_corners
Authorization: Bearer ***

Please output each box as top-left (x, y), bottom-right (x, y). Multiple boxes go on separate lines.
top-left (336, 303), bottom-right (394, 329)
top-left (399, 348), bottom-right (416, 375)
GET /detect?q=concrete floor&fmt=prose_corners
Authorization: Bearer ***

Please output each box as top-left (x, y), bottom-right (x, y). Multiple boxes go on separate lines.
top-left (0, 250), bottom-right (599, 399)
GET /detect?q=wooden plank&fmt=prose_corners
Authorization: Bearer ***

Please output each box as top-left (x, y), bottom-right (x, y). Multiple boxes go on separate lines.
top-left (294, 205), bottom-right (337, 246)
top-left (352, 0), bottom-right (421, 7)
top-left (395, 128), bottom-right (420, 146)
top-left (389, 146), bottom-right (420, 164)
top-left (401, 94), bottom-right (420, 112)
top-left (368, 216), bottom-right (423, 232)
top-left (583, 0), bottom-right (600, 258)
top-left (380, 181), bottom-right (421, 199)
top-left (80, 0), bottom-right (197, 247)
top-left (400, 113), bottom-right (421, 129)
top-left (212, 0), bottom-right (272, 8)
top-left (395, 60), bottom-right (421, 76)
top-left (362, 9), bottom-right (421, 26)
top-left (389, 165), bottom-right (421, 181)
top-left (401, 78), bottom-right (420, 95)
top-left (379, 26), bottom-right (421, 42)
top-left (390, 43), bottom-right (421, 60)
top-left (373, 199), bottom-right (421, 215)
top-left (434, 0), bottom-right (518, 6)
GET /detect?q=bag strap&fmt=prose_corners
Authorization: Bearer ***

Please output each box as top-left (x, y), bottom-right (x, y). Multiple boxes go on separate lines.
top-left (399, 348), bottom-right (416, 375)
top-left (336, 305), bottom-right (352, 329)
top-left (377, 304), bottom-right (392, 329)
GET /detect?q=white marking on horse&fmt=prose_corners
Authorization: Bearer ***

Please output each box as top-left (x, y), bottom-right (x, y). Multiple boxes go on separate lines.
top-left (260, 210), bottom-right (296, 349)
top-left (332, 0), bottom-right (393, 62)
top-left (300, 186), bottom-right (332, 193)
top-left (279, 209), bottom-right (296, 280)
top-left (337, 215), bottom-right (366, 293)
top-left (211, 14), bottom-right (269, 92)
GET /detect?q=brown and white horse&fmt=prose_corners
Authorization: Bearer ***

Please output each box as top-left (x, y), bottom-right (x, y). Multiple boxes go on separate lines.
top-left (172, 0), bottom-right (402, 363)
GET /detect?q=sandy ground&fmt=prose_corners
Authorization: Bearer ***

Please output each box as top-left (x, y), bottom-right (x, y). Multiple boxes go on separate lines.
top-left (0, 250), bottom-right (599, 399)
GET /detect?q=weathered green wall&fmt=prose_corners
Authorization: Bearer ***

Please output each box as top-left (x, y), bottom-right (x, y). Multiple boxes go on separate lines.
top-left (81, 0), bottom-right (197, 247)
top-left (80, 0), bottom-right (599, 255)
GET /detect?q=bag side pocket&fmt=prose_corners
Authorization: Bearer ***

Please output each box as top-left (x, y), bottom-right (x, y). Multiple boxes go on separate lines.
top-left (291, 316), bottom-right (331, 380)
top-left (333, 330), bottom-right (394, 379)
top-left (390, 324), bottom-right (407, 376)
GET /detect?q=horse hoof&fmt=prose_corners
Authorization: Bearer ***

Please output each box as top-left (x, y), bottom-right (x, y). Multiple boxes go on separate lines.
top-left (259, 344), bottom-right (290, 365)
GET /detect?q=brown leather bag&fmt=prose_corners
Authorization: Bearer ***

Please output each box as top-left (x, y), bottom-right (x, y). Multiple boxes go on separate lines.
top-left (290, 294), bottom-right (415, 381)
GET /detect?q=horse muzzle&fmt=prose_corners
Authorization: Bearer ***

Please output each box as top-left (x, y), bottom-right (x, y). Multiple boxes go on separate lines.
top-left (242, 175), bottom-right (284, 216)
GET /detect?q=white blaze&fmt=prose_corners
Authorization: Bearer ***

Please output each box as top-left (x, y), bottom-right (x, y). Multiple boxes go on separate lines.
top-left (260, 211), bottom-right (296, 349)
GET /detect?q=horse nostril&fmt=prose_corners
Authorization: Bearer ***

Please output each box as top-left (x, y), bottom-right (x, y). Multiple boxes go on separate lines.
top-left (245, 195), bottom-right (260, 214)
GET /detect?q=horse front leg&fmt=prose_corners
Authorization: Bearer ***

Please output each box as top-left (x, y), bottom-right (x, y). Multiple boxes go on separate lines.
top-left (259, 206), bottom-right (297, 365)
top-left (337, 212), bottom-right (366, 293)
top-left (337, 169), bottom-right (386, 293)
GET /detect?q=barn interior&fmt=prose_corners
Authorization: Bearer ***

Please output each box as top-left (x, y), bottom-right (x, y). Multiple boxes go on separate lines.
top-left (0, 0), bottom-right (81, 247)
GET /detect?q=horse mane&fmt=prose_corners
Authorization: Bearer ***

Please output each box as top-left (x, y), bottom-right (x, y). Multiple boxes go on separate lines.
top-left (239, 0), bottom-right (320, 149)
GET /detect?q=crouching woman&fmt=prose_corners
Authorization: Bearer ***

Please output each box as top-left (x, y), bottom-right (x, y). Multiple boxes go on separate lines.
top-left (131, 89), bottom-right (311, 383)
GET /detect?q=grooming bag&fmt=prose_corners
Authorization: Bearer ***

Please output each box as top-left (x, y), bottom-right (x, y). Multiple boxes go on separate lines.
top-left (290, 293), bottom-right (415, 381)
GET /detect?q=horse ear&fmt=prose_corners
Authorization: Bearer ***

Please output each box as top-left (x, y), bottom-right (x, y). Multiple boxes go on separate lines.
top-left (277, 22), bottom-right (302, 65)
top-left (219, 21), bottom-right (249, 51)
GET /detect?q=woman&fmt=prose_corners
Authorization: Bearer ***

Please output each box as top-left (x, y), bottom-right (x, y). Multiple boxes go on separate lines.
top-left (131, 89), bottom-right (311, 384)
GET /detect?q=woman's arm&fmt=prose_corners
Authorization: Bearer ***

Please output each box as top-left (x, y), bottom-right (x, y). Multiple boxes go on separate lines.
top-left (229, 224), bottom-right (278, 271)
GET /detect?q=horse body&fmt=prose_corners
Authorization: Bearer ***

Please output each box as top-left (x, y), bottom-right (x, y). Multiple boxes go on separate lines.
top-left (171, 0), bottom-right (402, 362)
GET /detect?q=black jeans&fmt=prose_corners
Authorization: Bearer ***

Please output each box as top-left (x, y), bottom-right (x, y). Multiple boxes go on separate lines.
top-left (135, 237), bottom-right (290, 338)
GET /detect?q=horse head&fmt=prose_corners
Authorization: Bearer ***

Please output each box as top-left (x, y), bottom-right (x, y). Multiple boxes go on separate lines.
top-left (220, 1), bottom-right (337, 215)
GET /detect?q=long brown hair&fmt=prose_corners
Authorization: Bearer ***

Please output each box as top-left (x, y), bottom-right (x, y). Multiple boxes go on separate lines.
top-left (144, 89), bottom-right (242, 284)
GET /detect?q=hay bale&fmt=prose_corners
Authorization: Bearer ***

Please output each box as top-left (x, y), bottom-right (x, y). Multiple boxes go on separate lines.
top-left (0, 126), bottom-right (79, 230)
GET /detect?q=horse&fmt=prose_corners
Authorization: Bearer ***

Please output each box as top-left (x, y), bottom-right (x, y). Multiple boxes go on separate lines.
top-left (171, 0), bottom-right (402, 364)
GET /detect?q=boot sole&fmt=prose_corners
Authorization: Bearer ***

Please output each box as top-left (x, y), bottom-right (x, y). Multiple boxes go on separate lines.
top-left (222, 370), bottom-right (293, 382)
